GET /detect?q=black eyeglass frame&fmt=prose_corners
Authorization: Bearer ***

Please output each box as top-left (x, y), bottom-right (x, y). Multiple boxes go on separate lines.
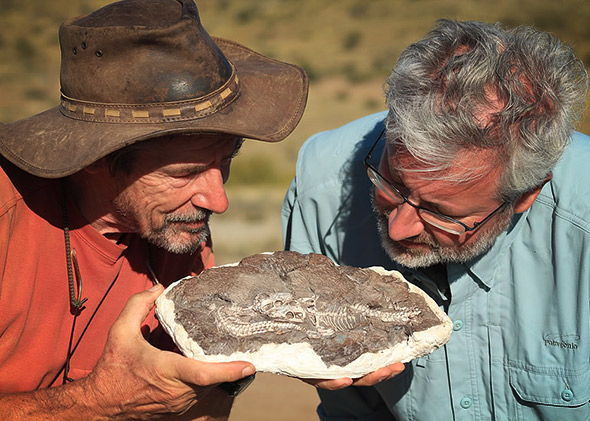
top-left (363, 128), bottom-right (507, 235)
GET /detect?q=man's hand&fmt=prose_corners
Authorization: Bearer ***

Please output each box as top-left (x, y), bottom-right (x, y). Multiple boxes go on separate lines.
top-left (302, 362), bottom-right (405, 391)
top-left (0, 284), bottom-right (255, 420)
top-left (82, 283), bottom-right (256, 418)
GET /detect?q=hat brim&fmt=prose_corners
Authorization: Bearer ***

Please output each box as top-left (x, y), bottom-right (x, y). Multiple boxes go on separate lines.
top-left (0, 37), bottom-right (308, 178)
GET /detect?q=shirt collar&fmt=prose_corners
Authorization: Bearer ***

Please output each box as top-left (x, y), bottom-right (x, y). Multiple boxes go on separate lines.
top-left (456, 210), bottom-right (528, 289)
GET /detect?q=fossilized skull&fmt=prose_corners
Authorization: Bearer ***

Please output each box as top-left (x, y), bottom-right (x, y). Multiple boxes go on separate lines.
top-left (253, 292), bottom-right (313, 323)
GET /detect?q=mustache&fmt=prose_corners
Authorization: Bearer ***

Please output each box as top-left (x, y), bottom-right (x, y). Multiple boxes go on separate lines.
top-left (165, 208), bottom-right (211, 223)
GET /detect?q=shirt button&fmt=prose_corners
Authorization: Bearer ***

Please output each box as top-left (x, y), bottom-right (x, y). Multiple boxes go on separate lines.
top-left (460, 397), bottom-right (472, 409)
top-left (453, 320), bottom-right (464, 331)
top-left (561, 389), bottom-right (574, 402)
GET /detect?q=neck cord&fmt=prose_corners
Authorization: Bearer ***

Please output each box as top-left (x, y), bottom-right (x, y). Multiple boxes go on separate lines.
top-left (61, 180), bottom-right (88, 383)
top-left (59, 180), bottom-right (130, 385)
top-left (57, 181), bottom-right (155, 384)
top-left (62, 181), bottom-right (88, 311)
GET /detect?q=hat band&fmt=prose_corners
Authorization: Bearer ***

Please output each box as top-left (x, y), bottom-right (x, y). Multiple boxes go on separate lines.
top-left (59, 67), bottom-right (240, 124)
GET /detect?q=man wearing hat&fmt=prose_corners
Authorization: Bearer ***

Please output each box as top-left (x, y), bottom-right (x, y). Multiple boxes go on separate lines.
top-left (0, 0), bottom-right (307, 418)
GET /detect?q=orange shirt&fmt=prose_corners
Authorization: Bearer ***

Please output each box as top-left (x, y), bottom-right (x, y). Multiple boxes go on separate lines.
top-left (0, 158), bottom-right (214, 392)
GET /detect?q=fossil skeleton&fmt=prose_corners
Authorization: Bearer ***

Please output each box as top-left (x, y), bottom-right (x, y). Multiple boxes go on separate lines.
top-left (156, 251), bottom-right (454, 377)
top-left (213, 292), bottom-right (422, 339)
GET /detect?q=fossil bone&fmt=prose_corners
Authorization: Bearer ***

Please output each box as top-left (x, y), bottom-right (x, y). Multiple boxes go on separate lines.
top-left (156, 251), bottom-right (453, 379)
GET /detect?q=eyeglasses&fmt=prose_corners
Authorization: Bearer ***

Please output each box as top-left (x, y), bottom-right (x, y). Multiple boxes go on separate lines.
top-left (364, 129), bottom-right (507, 235)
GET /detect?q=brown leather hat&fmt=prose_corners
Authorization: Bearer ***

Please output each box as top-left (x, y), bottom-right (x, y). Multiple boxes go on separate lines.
top-left (0, 0), bottom-right (308, 178)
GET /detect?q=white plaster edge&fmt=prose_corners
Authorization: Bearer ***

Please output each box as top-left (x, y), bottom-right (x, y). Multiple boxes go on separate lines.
top-left (155, 263), bottom-right (453, 379)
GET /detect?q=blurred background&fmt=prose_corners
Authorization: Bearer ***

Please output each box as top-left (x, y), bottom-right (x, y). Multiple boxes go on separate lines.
top-left (1, 0), bottom-right (589, 419)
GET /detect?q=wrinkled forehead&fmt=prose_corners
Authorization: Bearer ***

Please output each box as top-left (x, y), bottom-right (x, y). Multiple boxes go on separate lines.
top-left (384, 141), bottom-right (503, 187)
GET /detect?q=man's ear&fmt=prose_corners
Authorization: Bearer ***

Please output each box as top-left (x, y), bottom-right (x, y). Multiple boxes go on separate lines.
top-left (513, 172), bottom-right (552, 213)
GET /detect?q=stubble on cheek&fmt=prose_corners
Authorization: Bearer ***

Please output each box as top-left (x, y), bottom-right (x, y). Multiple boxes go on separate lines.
top-left (112, 175), bottom-right (174, 235)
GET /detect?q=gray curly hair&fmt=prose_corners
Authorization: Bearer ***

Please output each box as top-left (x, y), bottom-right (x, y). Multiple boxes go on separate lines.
top-left (385, 19), bottom-right (588, 202)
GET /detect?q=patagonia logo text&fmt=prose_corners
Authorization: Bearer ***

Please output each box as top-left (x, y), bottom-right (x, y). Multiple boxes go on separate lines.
top-left (543, 334), bottom-right (579, 350)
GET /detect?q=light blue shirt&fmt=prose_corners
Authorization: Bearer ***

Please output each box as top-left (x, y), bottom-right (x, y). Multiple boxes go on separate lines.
top-left (282, 112), bottom-right (590, 420)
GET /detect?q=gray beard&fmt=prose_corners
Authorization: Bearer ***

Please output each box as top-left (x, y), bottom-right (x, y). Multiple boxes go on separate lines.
top-left (374, 204), bottom-right (513, 268)
top-left (146, 210), bottom-right (212, 254)
top-left (112, 192), bottom-right (212, 254)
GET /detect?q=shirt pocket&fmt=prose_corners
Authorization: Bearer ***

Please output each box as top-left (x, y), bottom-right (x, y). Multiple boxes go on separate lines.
top-left (508, 364), bottom-right (590, 420)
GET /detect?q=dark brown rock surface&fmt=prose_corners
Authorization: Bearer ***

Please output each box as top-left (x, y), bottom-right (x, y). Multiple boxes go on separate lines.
top-left (165, 251), bottom-right (442, 367)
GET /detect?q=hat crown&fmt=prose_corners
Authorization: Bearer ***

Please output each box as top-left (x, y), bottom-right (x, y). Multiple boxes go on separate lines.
top-left (59, 0), bottom-right (232, 104)
top-left (0, 0), bottom-right (308, 179)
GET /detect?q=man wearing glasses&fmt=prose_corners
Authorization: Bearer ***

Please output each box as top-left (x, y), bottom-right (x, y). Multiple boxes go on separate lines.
top-left (282, 20), bottom-right (589, 420)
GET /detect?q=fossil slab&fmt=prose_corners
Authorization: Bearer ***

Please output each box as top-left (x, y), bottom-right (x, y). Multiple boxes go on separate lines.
top-left (156, 251), bottom-right (453, 379)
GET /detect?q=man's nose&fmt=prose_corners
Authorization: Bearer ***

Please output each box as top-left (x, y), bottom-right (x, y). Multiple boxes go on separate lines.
top-left (191, 167), bottom-right (229, 214)
top-left (387, 202), bottom-right (425, 241)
